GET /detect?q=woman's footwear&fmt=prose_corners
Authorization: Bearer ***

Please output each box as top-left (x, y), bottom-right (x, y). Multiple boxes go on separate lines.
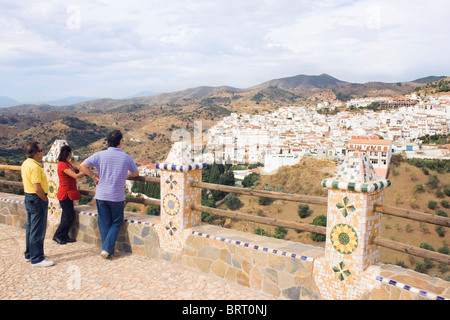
top-left (52, 237), bottom-right (67, 245)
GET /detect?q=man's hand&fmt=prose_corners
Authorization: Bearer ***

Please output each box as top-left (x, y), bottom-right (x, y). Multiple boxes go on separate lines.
top-left (33, 183), bottom-right (48, 202)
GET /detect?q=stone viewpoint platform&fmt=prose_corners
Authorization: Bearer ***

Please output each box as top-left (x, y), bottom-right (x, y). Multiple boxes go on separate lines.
top-left (0, 223), bottom-right (274, 300)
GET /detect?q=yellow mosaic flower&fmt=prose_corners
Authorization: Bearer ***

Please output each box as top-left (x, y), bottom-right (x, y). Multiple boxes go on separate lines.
top-left (162, 193), bottom-right (181, 216)
top-left (47, 180), bottom-right (57, 199)
top-left (330, 224), bottom-right (358, 254)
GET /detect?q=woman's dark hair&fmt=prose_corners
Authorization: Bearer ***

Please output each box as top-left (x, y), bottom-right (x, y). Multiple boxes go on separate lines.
top-left (58, 145), bottom-right (72, 162)
top-left (107, 130), bottom-right (123, 148)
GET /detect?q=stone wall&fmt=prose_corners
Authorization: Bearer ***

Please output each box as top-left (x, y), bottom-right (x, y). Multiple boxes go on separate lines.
top-left (1, 192), bottom-right (449, 300)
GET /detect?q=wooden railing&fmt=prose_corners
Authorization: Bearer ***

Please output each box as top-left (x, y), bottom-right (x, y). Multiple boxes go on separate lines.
top-left (1, 164), bottom-right (449, 265)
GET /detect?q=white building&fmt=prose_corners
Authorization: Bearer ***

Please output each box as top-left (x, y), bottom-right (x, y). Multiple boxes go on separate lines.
top-left (262, 153), bottom-right (304, 174)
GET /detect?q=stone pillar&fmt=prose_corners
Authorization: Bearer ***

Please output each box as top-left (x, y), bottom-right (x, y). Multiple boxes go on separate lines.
top-left (42, 140), bottom-right (80, 233)
top-left (313, 151), bottom-right (391, 300)
top-left (154, 142), bottom-right (205, 254)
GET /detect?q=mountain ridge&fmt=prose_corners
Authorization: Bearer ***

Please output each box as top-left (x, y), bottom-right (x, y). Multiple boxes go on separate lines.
top-left (0, 96), bottom-right (21, 108)
top-left (250, 73), bottom-right (349, 91)
top-left (0, 74), bottom-right (445, 115)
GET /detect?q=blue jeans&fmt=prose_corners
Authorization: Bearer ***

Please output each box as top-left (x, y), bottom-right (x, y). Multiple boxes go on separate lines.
top-left (96, 200), bottom-right (124, 255)
top-left (24, 193), bottom-right (48, 264)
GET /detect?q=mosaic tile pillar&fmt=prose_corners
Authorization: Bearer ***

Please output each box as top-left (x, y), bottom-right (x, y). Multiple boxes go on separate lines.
top-left (314, 151), bottom-right (391, 300)
top-left (43, 140), bottom-right (80, 230)
top-left (154, 142), bottom-right (206, 254)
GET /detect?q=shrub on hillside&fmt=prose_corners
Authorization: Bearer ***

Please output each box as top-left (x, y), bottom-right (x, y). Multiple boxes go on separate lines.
top-left (297, 204), bottom-right (313, 219)
top-left (310, 215), bottom-right (327, 242)
top-left (242, 172), bottom-right (260, 188)
top-left (420, 242), bottom-right (435, 251)
top-left (435, 189), bottom-right (444, 198)
top-left (436, 209), bottom-right (448, 217)
top-left (258, 197), bottom-right (272, 206)
top-left (146, 205), bottom-right (160, 216)
top-left (426, 175), bottom-right (440, 189)
top-left (435, 225), bottom-right (445, 237)
top-left (224, 193), bottom-right (241, 210)
top-left (79, 195), bottom-right (92, 205)
top-left (427, 200), bottom-right (438, 210)
top-left (438, 246), bottom-right (449, 255)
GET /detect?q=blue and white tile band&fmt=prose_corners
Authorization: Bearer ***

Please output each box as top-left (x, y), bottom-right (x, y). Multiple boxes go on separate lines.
top-left (156, 163), bottom-right (207, 172)
top-left (0, 198), bottom-right (24, 204)
top-left (191, 230), bottom-right (315, 262)
top-left (375, 276), bottom-right (447, 300)
top-left (76, 210), bottom-right (156, 227)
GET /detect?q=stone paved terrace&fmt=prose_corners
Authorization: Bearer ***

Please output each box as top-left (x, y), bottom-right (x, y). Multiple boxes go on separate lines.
top-left (0, 223), bottom-right (275, 300)
top-left (1, 192), bottom-right (450, 301)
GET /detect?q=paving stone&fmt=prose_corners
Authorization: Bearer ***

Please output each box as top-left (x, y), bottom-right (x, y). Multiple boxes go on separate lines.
top-left (0, 224), bottom-right (275, 300)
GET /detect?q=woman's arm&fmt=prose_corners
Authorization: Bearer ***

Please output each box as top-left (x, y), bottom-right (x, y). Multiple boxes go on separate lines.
top-left (63, 168), bottom-right (86, 179)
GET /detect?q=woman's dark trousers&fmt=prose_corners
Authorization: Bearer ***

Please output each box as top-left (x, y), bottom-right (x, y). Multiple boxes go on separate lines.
top-left (53, 198), bottom-right (75, 240)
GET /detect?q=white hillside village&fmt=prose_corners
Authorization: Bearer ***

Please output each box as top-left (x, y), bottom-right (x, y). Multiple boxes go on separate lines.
top-left (198, 93), bottom-right (450, 177)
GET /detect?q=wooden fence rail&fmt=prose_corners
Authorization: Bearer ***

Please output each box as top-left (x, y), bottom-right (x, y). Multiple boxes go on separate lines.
top-left (372, 237), bottom-right (450, 265)
top-left (192, 203), bottom-right (327, 235)
top-left (191, 181), bottom-right (328, 206)
top-left (374, 204), bottom-right (450, 228)
top-left (0, 165), bottom-right (21, 171)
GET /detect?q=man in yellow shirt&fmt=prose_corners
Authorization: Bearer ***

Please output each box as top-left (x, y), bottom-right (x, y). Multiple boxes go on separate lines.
top-left (21, 141), bottom-right (54, 267)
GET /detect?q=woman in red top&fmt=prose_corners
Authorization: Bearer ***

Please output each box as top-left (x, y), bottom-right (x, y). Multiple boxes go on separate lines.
top-left (52, 145), bottom-right (86, 245)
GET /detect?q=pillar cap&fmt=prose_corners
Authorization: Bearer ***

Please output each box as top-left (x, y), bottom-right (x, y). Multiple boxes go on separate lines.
top-left (322, 151), bottom-right (390, 192)
top-left (157, 141), bottom-right (206, 171)
top-left (43, 140), bottom-right (80, 163)
top-left (321, 178), bottom-right (390, 192)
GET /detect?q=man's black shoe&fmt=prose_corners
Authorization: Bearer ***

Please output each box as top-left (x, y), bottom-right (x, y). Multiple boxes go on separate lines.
top-left (52, 237), bottom-right (67, 245)
top-left (64, 237), bottom-right (76, 243)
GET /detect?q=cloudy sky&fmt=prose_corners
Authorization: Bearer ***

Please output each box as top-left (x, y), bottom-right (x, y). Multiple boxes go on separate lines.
top-left (0, 0), bottom-right (448, 103)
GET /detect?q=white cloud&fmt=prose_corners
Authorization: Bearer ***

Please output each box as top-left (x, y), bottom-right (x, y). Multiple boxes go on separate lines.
top-left (0, 0), bottom-right (449, 102)
top-left (265, 0), bottom-right (449, 82)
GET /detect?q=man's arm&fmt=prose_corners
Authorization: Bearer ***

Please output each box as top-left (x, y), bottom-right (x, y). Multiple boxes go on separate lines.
top-left (128, 158), bottom-right (139, 178)
top-left (128, 170), bottom-right (139, 178)
top-left (80, 161), bottom-right (99, 184)
top-left (33, 183), bottom-right (48, 202)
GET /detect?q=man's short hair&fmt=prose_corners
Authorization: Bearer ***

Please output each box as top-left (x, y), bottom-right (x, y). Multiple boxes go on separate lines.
top-left (25, 141), bottom-right (41, 158)
top-left (107, 130), bottom-right (123, 148)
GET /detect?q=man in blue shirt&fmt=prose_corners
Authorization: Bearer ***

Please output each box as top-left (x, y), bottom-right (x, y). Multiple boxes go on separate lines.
top-left (80, 130), bottom-right (139, 259)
